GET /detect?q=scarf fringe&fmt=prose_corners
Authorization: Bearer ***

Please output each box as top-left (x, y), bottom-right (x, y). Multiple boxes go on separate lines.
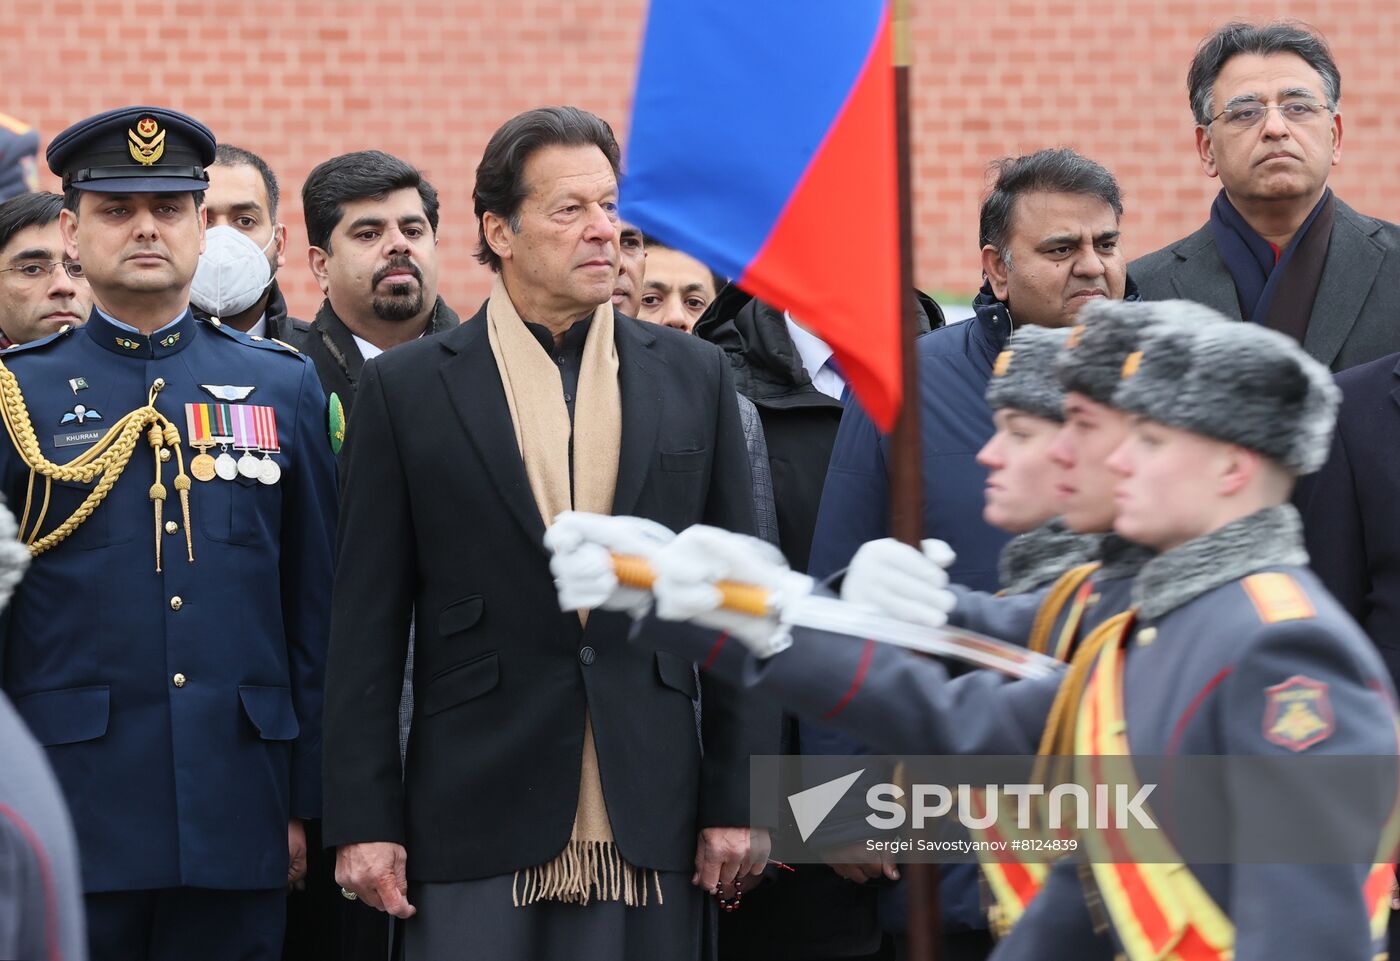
top-left (512, 840), bottom-right (663, 908)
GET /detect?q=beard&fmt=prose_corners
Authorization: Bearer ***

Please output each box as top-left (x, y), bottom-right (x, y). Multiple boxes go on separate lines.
top-left (370, 256), bottom-right (426, 323)
top-left (372, 283), bottom-right (425, 322)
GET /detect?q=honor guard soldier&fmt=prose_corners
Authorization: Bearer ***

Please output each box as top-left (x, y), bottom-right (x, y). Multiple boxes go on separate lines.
top-left (0, 107), bottom-right (337, 961)
top-left (550, 301), bottom-right (1400, 961)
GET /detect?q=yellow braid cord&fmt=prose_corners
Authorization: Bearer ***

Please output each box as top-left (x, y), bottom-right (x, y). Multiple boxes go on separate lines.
top-left (0, 360), bottom-right (194, 563)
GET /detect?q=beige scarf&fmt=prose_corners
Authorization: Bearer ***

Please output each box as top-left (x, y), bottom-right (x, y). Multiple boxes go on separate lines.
top-left (486, 276), bottom-right (661, 907)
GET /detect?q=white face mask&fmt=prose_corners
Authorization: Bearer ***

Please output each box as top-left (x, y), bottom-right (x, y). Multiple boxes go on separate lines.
top-left (189, 225), bottom-right (275, 318)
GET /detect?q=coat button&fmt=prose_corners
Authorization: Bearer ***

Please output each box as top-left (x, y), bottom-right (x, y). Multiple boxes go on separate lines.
top-left (172, 673), bottom-right (186, 688)
top-left (1136, 627), bottom-right (1158, 646)
top-left (152, 377), bottom-right (166, 390)
top-left (165, 521), bottom-right (179, 534)
top-left (169, 596), bottom-right (183, 611)
top-left (579, 646), bottom-right (596, 666)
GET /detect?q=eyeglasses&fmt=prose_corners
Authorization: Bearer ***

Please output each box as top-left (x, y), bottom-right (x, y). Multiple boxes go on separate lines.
top-left (1207, 100), bottom-right (1331, 130)
top-left (0, 261), bottom-right (86, 283)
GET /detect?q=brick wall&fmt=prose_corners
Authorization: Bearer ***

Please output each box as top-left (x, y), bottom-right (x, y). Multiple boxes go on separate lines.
top-left (8, 0), bottom-right (1398, 315)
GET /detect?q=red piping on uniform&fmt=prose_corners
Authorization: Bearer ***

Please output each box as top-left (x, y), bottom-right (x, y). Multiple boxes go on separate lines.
top-left (824, 640), bottom-right (876, 719)
top-left (0, 802), bottom-right (62, 961)
top-left (1166, 667), bottom-right (1234, 756)
top-left (701, 633), bottom-right (729, 672)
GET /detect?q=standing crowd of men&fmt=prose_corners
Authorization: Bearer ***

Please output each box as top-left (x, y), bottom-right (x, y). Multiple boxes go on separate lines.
top-left (2, 16), bottom-right (1400, 961)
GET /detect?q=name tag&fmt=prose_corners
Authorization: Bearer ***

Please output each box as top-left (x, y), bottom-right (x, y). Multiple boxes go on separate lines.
top-left (54, 429), bottom-right (102, 449)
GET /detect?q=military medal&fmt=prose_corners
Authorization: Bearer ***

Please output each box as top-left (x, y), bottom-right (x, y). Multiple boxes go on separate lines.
top-left (232, 404), bottom-right (262, 479)
top-left (184, 403), bottom-right (217, 482)
top-left (252, 405), bottom-right (281, 486)
top-left (212, 403), bottom-right (239, 481)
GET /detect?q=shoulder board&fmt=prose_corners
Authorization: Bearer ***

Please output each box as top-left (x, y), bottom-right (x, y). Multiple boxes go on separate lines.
top-left (1242, 572), bottom-right (1316, 625)
top-left (200, 317), bottom-right (304, 359)
top-left (1, 324), bottom-right (77, 357)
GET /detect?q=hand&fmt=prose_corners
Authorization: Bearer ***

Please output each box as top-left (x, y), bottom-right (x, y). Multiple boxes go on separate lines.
top-left (652, 525), bottom-right (813, 657)
top-left (821, 841), bottom-right (901, 884)
top-left (287, 819), bottom-right (307, 889)
top-left (841, 538), bottom-right (957, 628)
top-left (545, 511), bottom-right (676, 614)
top-left (335, 842), bottom-right (417, 919)
top-left (693, 826), bottom-right (771, 894)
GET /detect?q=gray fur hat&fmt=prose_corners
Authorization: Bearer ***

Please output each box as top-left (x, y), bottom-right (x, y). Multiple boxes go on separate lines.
top-left (1113, 304), bottom-right (1340, 475)
top-left (985, 326), bottom-right (1071, 421)
top-left (1055, 298), bottom-right (1227, 405)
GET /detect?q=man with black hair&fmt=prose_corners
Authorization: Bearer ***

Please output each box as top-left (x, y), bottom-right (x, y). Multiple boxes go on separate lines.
top-left (803, 147), bottom-right (1134, 960)
top-left (0, 191), bottom-right (91, 346)
top-left (299, 150), bottom-right (459, 446)
top-left (195, 144), bottom-right (303, 341)
top-left (1, 105), bottom-right (336, 961)
top-left (1133, 20), bottom-right (1400, 369)
top-left (322, 105), bottom-right (766, 960)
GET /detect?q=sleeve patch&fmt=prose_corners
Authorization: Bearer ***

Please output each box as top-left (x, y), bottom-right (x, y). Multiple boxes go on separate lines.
top-left (1263, 675), bottom-right (1335, 751)
top-left (1242, 572), bottom-right (1315, 624)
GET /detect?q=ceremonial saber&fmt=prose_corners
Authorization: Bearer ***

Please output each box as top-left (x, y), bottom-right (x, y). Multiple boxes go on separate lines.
top-left (610, 554), bottom-right (1062, 680)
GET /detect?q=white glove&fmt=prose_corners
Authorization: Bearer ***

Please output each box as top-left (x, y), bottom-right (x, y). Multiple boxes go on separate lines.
top-left (840, 538), bottom-right (957, 629)
top-left (651, 525), bottom-right (814, 657)
top-left (545, 511), bottom-right (675, 615)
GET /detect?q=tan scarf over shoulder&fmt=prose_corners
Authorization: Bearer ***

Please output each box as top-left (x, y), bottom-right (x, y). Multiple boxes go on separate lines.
top-left (485, 277), bottom-right (661, 907)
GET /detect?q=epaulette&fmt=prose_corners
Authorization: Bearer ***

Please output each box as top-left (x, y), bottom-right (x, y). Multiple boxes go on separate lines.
top-left (1242, 572), bottom-right (1315, 625)
top-left (199, 316), bottom-right (304, 360)
top-left (0, 324), bottom-right (78, 357)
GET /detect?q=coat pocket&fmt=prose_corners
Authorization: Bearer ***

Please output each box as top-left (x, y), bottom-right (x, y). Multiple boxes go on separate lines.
top-left (658, 448), bottom-right (707, 473)
top-left (423, 652), bottom-right (500, 716)
top-left (238, 685), bottom-right (300, 741)
top-left (439, 595), bottom-right (485, 637)
top-left (200, 471), bottom-right (281, 546)
top-left (15, 685), bottom-right (110, 745)
top-left (655, 651), bottom-right (698, 698)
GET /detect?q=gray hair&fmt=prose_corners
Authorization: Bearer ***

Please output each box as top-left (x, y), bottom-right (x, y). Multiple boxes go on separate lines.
top-left (1188, 21), bottom-right (1341, 126)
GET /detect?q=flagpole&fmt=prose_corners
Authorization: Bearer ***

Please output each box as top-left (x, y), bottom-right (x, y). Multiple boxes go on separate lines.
top-left (890, 2), bottom-right (942, 960)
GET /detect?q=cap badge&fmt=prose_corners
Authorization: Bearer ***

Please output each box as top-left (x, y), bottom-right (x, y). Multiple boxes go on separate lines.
top-left (128, 118), bottom-right (166, 166)
top-left (1120, 350), bottom-right (1142, 379)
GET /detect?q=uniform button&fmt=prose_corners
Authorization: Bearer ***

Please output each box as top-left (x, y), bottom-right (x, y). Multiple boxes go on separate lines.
top-left (251, 335), bottom-right (265, 341)
top-left (210, 317), bottom-right (222, 328)
top-left (564, 393), bottom-right (573, 404)
top-left (579, 646), bottom-right (596, 666)
top-left (159, 448), bottom-right (171, 462)
top-left (152, 377), bottom-right (166, 390)
top-left (169, 596), bottom-right (183, 611)
top-left (1136, 627), bottom-right (1158, 647)
top-left (172, 673), bottom-right (186, 688)
top-left (165, 520), bottom-right (179, 534)
top-left (556, 356), bottom-right (566, 366)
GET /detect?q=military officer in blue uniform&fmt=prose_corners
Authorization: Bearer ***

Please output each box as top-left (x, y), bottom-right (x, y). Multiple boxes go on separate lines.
top-left (0, 106), bottom-right (337, 961)
top-left (550, 304), bottom-right (1400, 960)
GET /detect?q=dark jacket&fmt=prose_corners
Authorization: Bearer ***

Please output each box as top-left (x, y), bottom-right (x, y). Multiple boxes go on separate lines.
top-left (695, 288), bottom-right (941, 959)
top-left (191, 277), bottom-right (308, 344)
top-left (1131, 198), bottom-right (1400, 371)
top-left (321, 302), bottom-right (763, 878)
top-left (296, 296), bottom-right (461, 423)
top-left (696, 286), bottom-right (942, 573)
top-left (0, 309), bottom-right (336, 892)
top-left (1297, 351), bottom-right (1400, 691)
top-left (804, 279), bottom-right (1139, 936)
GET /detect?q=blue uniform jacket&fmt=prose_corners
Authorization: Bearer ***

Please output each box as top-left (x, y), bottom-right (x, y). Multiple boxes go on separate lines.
top-left (0, 308), bottom-right (336, 892)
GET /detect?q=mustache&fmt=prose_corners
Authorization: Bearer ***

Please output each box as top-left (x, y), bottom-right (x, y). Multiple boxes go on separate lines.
top-left (372, 257), bottom-right (422, 288)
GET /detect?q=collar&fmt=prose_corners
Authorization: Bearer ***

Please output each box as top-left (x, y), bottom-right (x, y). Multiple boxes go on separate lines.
top-left (1096, 534), bottom-right (1155, 581)
top-left (997, 518), bottom-right (1102, 596)
top-left (1131, 504), bottom-right (1308, 621)
top-left (526, 316), bottom-right (594, 355)
top-left (85, 304), bottom-right (197, 358)
top-left (784, 313), bottom-right (834, 380)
